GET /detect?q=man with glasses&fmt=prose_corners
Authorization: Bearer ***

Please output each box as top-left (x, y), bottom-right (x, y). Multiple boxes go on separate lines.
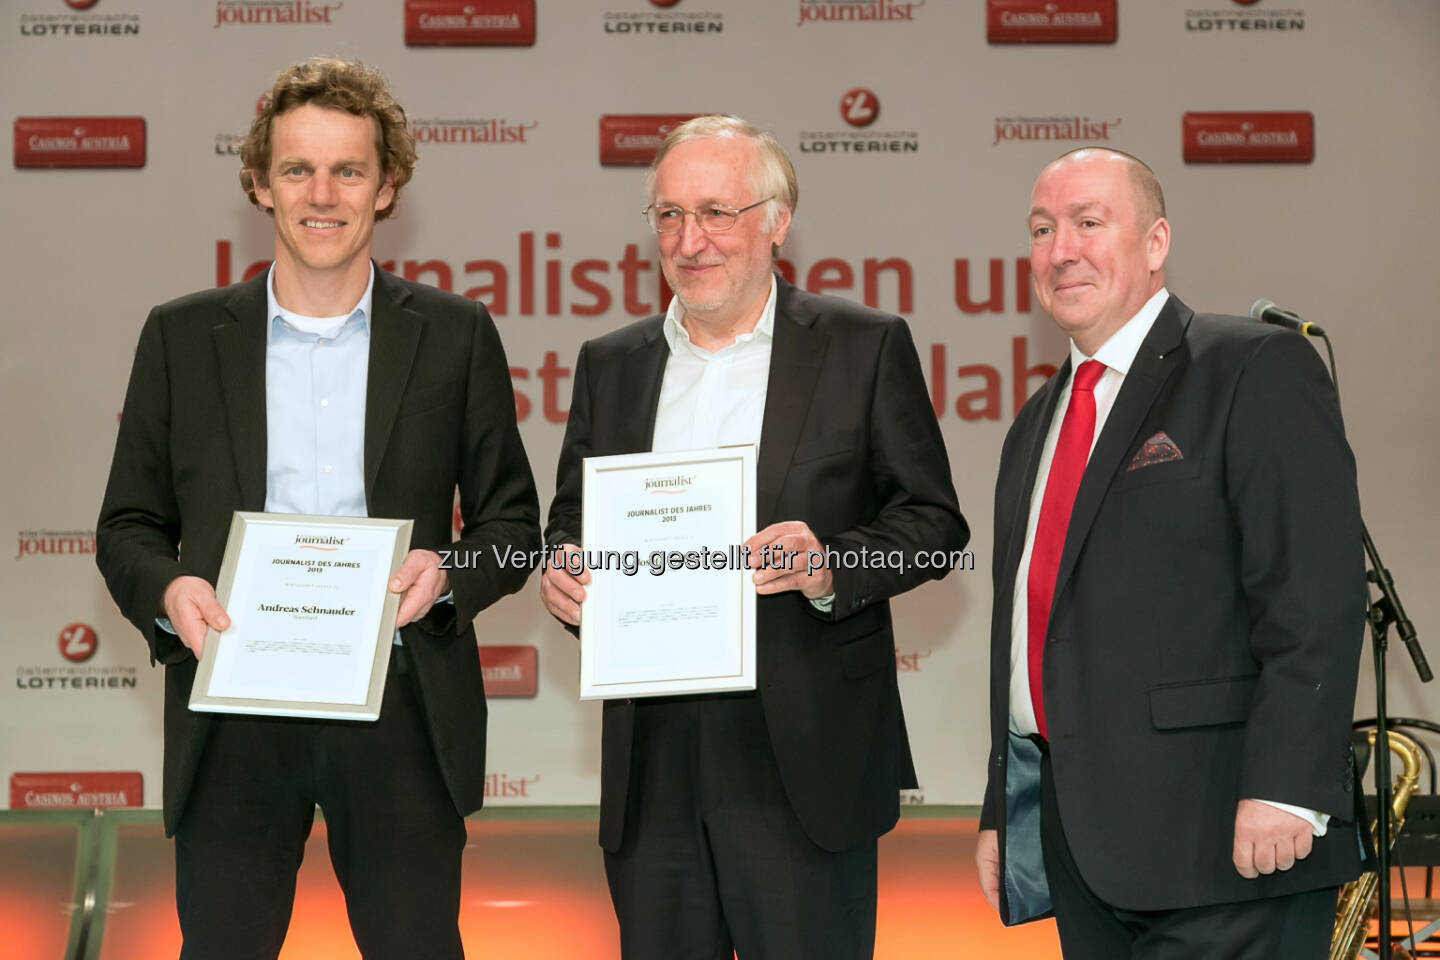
top-left (541, 114), bottom-right (967, 958)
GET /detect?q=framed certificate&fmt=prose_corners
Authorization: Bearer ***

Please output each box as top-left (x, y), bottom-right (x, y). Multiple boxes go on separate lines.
top-left (578, 445), bottom-right (756, 700)
top-left (189, 512), bottom-right (412, 720)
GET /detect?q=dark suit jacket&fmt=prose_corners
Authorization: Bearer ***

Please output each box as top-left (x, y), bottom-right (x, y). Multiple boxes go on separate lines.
top-left (96, 267), bottom-right (541, 836)
top-left (980, 295), bottom-right (1367, 919)
top-left (546, 278), bottom-right (968, 853)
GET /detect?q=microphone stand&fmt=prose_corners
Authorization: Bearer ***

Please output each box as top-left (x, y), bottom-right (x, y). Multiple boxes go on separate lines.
top-left (1307, 327), bottom-right (1431, 960)
top-left (1362, 522), bottom-right (1430, 960)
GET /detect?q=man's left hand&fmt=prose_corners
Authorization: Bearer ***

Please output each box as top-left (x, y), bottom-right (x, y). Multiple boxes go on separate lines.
top-left (1232, 798), bottom-right (1313, 878)
top-left (390, 549), bottom-right (449, 627)
top-left (743, 521), bottom-right (833, 600)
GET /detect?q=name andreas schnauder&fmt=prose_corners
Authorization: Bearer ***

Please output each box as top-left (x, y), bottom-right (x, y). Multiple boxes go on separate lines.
top-left (256, 603), bottom-right (358, 616)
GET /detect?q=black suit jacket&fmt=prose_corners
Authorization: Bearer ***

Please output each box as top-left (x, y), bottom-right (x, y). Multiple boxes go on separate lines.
top-left (980, 295), bottom-right (1367, 918)
top-left (546, 278), bottom-right (968, 853)
top-left (96, 267), bottom-right (541, 836)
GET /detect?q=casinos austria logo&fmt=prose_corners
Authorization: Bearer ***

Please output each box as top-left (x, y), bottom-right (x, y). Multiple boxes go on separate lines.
top-left (1182, 111), bottom-right (1313, 163)
top-left (14, 117), bottom-right (145, 168)
top-left (598, 114), bottom-right (701, 165)
top-left (987, 0), bottom-right (1115, 43)
top-left (478, 645), bottom-right (538, 697)
top-left (799, 89), bottom-right (918, 154)
top-left (18, 0), bottom-right (140, 38)
top-left (404, 0), bottom-right (535, 45)
top-left (10, 772), bottom-right (143, 809)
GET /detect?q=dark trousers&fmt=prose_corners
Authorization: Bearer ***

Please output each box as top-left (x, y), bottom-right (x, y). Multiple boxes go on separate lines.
top-left (604, 694), bottom-right (878, 960)
top-left (174, 658), bottom-right (467, 960)
top-left (1038, 751), bottom-right (1337, 959)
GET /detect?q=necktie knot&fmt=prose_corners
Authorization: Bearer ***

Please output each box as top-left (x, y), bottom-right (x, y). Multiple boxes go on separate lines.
top-left (1072, 360), bottom-right (1105, 394)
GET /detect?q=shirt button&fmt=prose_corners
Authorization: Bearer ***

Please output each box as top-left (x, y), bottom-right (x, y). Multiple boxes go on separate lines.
top-left (320, 399), bottom-right (329, 408)
top-left (324, 465), bottom-right (333, 474)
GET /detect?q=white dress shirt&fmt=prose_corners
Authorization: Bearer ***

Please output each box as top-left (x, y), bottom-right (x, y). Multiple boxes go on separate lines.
top-left (650, 275), bottom-right (776, 454)
top-left (1007, 287), bottom-right (1326, 835)
top-left (648, 277), bottom-right (836, 613)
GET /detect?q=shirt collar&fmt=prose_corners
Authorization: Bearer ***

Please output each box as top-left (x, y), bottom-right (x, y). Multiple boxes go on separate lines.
top-left (267, 262), bottom-right (374, 343)
top-left (1067, 287), bottom-right (1170, 377)
top-left (663, 273), bottom-right (777, 357)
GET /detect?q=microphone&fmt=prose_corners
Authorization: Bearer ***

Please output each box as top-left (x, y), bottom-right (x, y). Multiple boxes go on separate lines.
top-left (1250, 298), bottom-right (1325, 337)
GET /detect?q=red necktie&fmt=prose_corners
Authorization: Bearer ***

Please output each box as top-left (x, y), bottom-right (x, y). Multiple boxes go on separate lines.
top-left (1027, 359), bottom-right (1105, 740)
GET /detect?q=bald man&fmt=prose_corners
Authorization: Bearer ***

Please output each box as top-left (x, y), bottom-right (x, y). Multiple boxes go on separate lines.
top-left (976, 147), bottom-right (1368, 957)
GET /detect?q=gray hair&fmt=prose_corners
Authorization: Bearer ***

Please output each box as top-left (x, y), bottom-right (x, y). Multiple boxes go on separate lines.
top-left (645, 114), bottom-right (798, 232)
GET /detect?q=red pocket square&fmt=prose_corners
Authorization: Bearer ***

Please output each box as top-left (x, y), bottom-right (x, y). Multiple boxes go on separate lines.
top-left (1127, 432), bottom-right (1184, 471)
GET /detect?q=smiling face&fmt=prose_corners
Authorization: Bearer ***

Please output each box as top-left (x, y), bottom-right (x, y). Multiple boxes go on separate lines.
top-left (651, 136), bottom-right (791, 334)
top-left (1028, 150), bottom-right (1169, 355)
top-left (250, 103), bottom-right (394, 296)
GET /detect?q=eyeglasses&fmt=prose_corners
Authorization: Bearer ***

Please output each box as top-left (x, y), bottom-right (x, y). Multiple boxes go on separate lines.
top-left (642, 197), bottom-right (773, 234)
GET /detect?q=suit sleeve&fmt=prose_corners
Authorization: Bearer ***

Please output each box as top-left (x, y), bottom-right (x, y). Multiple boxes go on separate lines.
top-left (443, 301), bottom-right (542, 628)
top-left (545, 341), bottom-right (591, 552)
top-left (815, 317), bottom-right (969, 621)
top-left (95, 309), bottom-right (189, 665)
top-left (539, 343), bottom-right (593, 637)
top-left (1226, 333), bottom-right (1366, 818)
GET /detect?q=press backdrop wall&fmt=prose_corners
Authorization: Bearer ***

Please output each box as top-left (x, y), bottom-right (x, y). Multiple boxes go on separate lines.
top-left (3, 0), bottom-right (1436, 811)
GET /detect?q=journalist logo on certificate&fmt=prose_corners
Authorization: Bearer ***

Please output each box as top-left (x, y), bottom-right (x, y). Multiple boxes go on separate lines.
top-left (578, 446), bottom-right (757, 699)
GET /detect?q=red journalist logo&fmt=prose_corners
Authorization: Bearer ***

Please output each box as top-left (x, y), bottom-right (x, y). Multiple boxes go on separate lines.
top-left (1182, 111), bottom-right (1313, 163)
top-left (797, 0), bottom-right (924, 27)
top-left (484, 773), bottom-right (541, 799)
top-left (214, 0), bottom-right (342, 28)
top-left (987, 0), bottom-right (1116, 43)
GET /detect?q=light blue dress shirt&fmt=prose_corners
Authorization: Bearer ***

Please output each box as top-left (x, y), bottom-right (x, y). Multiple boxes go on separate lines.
top-left (160, 265), bottom-right (448, 641)
top-left (263, 264), bottom-right (372, 518)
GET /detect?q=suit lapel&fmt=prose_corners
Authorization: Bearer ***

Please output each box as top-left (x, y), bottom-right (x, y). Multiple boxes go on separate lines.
top-left (364, 268), bottom-right (422, 504)
top-left (1052, 296), bottom-right (1190, 601)
top-left (756, 280), bottom-right (826, 527)
top-left (215, 273), bottom-right (270, 510)
top-left (627, 320), bottom-right (671, 454)
top-left (997, 363), bottom-right (1070, 610)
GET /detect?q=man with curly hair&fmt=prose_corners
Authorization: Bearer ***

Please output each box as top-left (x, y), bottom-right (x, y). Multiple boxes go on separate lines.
top-left (97, 58), bottom-right (539, 958)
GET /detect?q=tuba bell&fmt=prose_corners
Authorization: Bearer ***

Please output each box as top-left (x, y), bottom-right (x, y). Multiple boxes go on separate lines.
top-left (1330, 729), bottom-right (1423, 960)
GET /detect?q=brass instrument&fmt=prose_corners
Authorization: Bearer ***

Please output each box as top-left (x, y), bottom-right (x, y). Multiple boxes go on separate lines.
top-left (1330, 729), bottom-right (1423, 960)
